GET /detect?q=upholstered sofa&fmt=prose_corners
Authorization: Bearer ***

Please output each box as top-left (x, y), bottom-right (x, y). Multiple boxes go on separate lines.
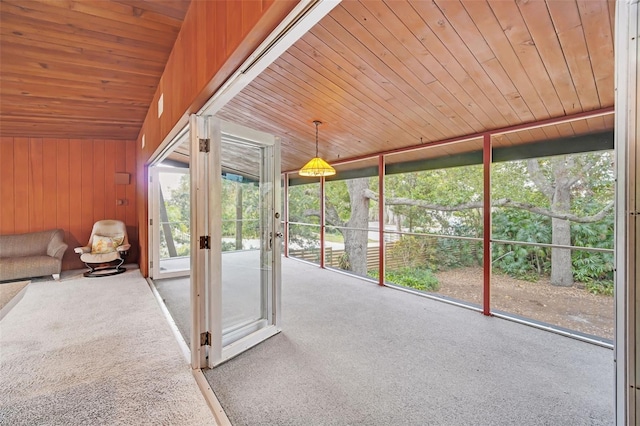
top-left (0, 229), bottom-right (68, 281)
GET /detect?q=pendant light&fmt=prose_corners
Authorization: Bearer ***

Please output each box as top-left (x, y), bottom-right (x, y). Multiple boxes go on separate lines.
top-left (299, 120), bottom-right (336, 177)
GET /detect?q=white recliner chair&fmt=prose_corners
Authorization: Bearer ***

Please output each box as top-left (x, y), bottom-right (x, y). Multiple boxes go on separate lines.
top-left (74, 220), bottom-right (130, 277)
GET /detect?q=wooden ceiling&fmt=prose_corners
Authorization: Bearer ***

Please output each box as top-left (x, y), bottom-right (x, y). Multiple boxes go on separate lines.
top-left (216, 0), bottom-right (615, 172)
top-left (0, 0), bottom-right (190, 139)
top-left (1, 0), bottom-right (615, 172)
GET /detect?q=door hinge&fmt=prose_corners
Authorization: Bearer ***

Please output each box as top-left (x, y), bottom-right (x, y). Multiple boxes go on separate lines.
top-left (149, 218), bottom-right (153, 225)
top-left (199, 138), bottom-right (210, 153)
top-left (200, 331), bottom-right (211, 346)
top-left (199, 235), bottom-right (211, 249)
top-left (150, 261), bottom-right (153, 268)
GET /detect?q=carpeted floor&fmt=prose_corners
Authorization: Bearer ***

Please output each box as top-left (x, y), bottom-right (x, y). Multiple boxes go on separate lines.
top-left (204, 258), bottom-right (614, 426)
top-left (0, 269), bottom-right (215, 426)
top-left (0, 280), bottom-right (30, 320)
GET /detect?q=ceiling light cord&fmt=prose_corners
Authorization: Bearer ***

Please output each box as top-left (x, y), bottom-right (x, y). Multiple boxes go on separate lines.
top-left (299, 120), bottom-right (336, 177)
top-left (314, 120), bottom-right (321, 158)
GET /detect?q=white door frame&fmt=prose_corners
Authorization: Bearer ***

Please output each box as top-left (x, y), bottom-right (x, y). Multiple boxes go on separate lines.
top-left (150, 166), bottom-right (190, 280)
top-left (208, 118), bottom-right (282, 367)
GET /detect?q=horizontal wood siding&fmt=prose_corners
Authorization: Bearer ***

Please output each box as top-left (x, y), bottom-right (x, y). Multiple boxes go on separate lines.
top-left (289, 242), bottom-right (431, 272)
top-left (0, 137), bottom-right (137, 271)
top-left (136, 0), bottom-right (297, 276)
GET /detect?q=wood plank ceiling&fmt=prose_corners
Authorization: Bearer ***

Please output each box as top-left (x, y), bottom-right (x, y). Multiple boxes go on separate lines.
top-left (215, 0), bottom-right (615, 173)
top-left (0, 0), bottom-right (615, 172)
top-left (0, 0), bottom-right (190, 140)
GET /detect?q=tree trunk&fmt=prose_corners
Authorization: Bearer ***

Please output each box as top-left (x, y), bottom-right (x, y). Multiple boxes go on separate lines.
top-left (550, 177), bottom-right (573, 286)
top-left (344, 178), bottom-right (371, 276)
top-left (551, 217), bottom-right (572, 286)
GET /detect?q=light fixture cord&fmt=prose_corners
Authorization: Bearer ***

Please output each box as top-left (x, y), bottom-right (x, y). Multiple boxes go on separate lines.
top-left (315, 122), bottom-right (319, 157)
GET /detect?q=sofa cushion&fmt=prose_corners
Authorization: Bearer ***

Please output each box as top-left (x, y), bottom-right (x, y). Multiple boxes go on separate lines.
top-left (0, 256), bottom-right (60, 281)
top-left (0, 230), bottom-right (58, 258)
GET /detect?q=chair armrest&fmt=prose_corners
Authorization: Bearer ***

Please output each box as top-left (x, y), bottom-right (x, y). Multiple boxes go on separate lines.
top-left (74, 246), bottom-right (91, 254)
top-left (117, 244), bottom-right (131, 252)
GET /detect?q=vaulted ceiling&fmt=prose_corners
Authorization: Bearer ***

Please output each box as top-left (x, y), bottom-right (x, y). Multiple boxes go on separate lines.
top-left (0, 0), bottom-right (615, 173)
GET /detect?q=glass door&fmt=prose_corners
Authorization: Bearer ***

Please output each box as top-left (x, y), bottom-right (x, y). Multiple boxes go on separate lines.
top-left (200, 117), bottom-right (281, 367)
top-left (150, 167), bottom-right (190, 280)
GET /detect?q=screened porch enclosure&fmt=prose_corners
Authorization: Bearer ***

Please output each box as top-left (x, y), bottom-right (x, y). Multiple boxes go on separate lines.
top-left (285, 115), bottom-right (615, 345)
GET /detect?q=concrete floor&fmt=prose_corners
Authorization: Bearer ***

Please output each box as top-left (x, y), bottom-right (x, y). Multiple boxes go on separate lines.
top-left (154, 257), bottom-right (614, 425)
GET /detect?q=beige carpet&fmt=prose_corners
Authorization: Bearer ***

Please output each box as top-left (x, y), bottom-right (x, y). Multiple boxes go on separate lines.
top-left (0, 269), bottom-right (215, 425)
top-left (0, 280), bottom-right (30, 320)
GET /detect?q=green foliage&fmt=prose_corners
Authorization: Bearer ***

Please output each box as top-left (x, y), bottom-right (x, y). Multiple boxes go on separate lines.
top-left (571, 216), bottom-right (614, 285)
top-left (221, 241), bottom-right (237, 252)
top-left (389, 236), bottom-right (438, 270)
top-left (287, 150), bottom-right (615, 295)
top-left (585, 280), bottom-right (614, 296)
top-left (338, 252), bottom-right (350, 270)
top-left (435, 236), bottom-right (483, 269)
top-left (371, 268), bottom-right (440, 292)
top-left (492, 209), bottom-right (551, 280)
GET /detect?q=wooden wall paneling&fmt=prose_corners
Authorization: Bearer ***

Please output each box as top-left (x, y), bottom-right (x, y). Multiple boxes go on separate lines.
top-left (576, 0), bottom-right (615, 107)
top-left (243, 1), bottom-right (264, 40)
top-left (104, 140), bottom-right (117, 220)
top-left (194, 0), bottom-right (207, 89)
top-left (546, 1), bottom-right (601, 111)
top-left (13, 138), bottom-right (30, 234)
top-left (136, 159), bottom-right (148, 277)
top-left (42, 138), bottom-right (58, 231)
top-left (125, 140), bottom-right (137, 258)
top-left (162, 17), bottom-right (178, 125)
top-left (92, 140), bottom-right (106, 222)
top-left (115, 140), bottom-right (127, 224)
top-left (212, 0), bottom-right (228, 77)
top-left (68, 139), bottom-right (83, 251)
top-left (28, 138), bottom-right (43, 231)
top-left (56, 139), bottom-right (72, 268)
top-left (226, 1), bottom-right (244, 57)
top-left (135, 0), bottom-right (297, 276)
top-left (0, 138), bottom-right (15, 234)
top-left (183, 17), bottom-right (197, 113)
top-left (80, 140), bottom-right (94, 245)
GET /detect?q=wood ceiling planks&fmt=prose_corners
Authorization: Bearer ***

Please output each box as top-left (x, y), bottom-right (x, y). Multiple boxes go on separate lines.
top-left (0, 0), bottom-right (190, 139)
top-left (0, 0), bottom-right (614, 171)
top-left (219, 0), bottom-right (615, 173)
